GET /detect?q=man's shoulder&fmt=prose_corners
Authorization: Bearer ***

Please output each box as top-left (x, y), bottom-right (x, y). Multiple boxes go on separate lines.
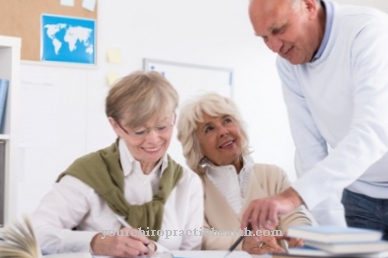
top-left (334, 1), bottom-right (388, 27)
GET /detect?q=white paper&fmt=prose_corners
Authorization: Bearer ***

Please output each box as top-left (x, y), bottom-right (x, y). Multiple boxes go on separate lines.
top-left (60, 0), bottom-right (75, 7)
top-left (172, 250), bottom-right (254, 258)
top-left (82, 0), bottom-right (96, 12)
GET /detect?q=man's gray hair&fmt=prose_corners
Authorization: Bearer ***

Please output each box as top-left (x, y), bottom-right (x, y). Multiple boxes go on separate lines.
top-left (292, 0), bottom-right (321, 11)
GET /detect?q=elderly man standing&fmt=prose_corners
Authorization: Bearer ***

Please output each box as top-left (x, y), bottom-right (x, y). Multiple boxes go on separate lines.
top-left (242, 0), bottom-right (388, 240)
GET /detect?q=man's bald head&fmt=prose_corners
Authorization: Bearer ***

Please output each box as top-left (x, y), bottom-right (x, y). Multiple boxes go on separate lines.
top-left (248, 0), bottom-right (325, 65)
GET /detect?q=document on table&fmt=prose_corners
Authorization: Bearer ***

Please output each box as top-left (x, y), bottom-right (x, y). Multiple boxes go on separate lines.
top-left (92, 251), bottom-right (272, 258)
top-left (172, 250), bottom-right (252, 258)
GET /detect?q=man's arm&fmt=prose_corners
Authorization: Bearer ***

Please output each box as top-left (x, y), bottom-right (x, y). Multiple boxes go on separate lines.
top-left (291, 21), bottom-right (388, 209)
top-left (242, 19), bottom-right (388, 232)
top-left (281, 65), bottom-right (347, 226)
top-left (241, 187), bottom-right (302, 234)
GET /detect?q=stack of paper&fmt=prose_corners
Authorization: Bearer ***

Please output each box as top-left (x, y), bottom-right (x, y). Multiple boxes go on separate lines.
top-left (272, 226), bottom-right (388, 258)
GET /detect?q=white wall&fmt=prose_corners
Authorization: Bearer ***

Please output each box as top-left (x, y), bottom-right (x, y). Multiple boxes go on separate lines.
top-left (16, 0), bottom-right (388, 216)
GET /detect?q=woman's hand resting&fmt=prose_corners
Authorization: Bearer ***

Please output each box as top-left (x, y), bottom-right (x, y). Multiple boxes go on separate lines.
top-left (242, 234), bottom-right (285, 254)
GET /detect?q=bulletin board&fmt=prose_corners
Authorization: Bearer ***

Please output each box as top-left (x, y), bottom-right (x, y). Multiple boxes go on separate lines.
top-left (0, 0), bottom-right (97, 61)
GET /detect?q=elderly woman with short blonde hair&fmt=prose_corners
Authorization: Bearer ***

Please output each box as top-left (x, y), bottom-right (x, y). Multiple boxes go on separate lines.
top-left (32, 71), bottom-right (203, 257)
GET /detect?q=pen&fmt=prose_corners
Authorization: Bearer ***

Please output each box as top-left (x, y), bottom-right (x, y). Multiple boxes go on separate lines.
top-left (115, 215), bottom-right (154, 253)
top-left (224, 224), bottom-right (252, 257)
top-left (281, 239), bottom-right (289, 251)
top-left (224, 235), bottom-right (245, 257)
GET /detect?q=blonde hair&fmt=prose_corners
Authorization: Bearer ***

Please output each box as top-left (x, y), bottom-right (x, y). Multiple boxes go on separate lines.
top-left (177, 92), bottom-right (250, 174)
top-left (106, 71), bottom-right (179, 128)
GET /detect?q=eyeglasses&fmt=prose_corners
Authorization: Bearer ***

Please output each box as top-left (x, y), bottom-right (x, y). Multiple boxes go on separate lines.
top-left (116, 120), bottom-right (173, 139)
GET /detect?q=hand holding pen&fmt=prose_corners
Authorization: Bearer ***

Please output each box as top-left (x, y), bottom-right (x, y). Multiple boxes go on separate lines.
top-left (225, 223), bottom-right (285, 257)
top-left (89, 215), bottom-right (155, 257)
top-left (116, 215), bottom-right (155, 253)
top-left (224, 223), bottom-right (253, 257)
top-left (242, 234), bottom-right (285, 255)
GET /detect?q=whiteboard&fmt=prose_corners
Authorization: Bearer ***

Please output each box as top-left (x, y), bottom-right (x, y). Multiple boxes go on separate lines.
top-left (143, 58), bottom-right (234, 166)
top-left (143, 59), bottom-right (233, 104)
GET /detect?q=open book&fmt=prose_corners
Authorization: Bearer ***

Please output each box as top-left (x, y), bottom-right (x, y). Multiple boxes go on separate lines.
top-left (0, 215), bottom-right (91, 258)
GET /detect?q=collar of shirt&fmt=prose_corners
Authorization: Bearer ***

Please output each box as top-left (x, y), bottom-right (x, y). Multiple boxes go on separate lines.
top-left (204, 155), bottom-right (255, 215)
top-left (312, 0), bottom-right (334, 62)
top-left (118, 138), bottom-right (168, 178)
top-left (205, 155), bottom-right (255, 195)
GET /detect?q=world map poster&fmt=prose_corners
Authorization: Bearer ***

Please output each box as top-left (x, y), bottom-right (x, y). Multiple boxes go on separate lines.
top-left (41, 14), bottom-right (96, 65)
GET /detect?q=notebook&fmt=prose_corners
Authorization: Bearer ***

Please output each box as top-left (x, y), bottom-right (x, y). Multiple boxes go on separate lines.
top-left (304, 239), bottom-right (388, 254)
top-left (287, 226), bottom-right (382, 243)
top-left (272, 246), bottom-right (388, 258)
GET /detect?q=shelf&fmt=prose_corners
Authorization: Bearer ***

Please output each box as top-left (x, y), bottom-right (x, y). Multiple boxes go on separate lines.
top-left (0, 134), bottom-right (10, 140)
top-left (0, 35), bottom-right (21, 225)
top-left (0, 35), bottom-right (21, 49)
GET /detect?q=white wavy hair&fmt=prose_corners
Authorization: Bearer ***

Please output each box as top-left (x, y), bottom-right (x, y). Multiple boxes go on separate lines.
top-left (177, 92), bottom-right (251, 174)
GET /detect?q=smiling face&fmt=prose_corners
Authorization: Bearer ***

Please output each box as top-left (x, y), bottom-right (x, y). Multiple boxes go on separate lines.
top-left (195, 113), bottom-right (242, 171)
top-left (249, 0), bottom-right (322, 64)
top-left (110, 114), bottom-right (174, 173)
top-left (105, 71), bottom-right (179, 174)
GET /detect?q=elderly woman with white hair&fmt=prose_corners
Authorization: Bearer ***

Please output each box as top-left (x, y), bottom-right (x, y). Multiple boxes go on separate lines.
top-left (177, 92), bottom-right (312, 255)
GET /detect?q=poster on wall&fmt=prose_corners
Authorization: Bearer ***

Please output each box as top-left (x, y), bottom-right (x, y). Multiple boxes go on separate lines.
top-left (40, 14), bottom-right (96, 65)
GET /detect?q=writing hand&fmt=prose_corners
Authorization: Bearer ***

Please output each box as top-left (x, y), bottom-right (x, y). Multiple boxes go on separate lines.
top-left (90, 227), bottom-right (155, 257)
